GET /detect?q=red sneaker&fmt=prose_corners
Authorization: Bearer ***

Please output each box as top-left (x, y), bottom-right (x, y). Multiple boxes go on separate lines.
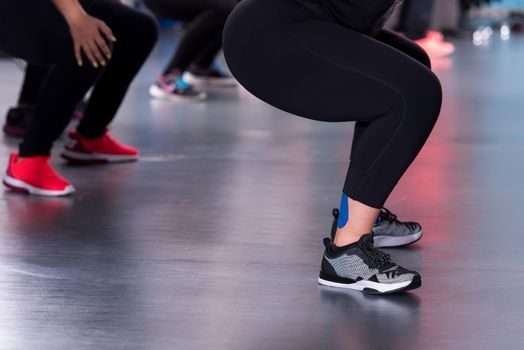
top-left (3, 153), bottom-right (75, 196)
top-left (426, 30), bottom-right (445, 42)
top-left (61, 130), bottom-right (139, 163)
top-left (415, 36), bottom-right (455, 59)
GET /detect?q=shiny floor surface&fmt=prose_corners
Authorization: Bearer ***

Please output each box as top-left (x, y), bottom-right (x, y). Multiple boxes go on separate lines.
top-left (0, 33), bottom-right (523, 350)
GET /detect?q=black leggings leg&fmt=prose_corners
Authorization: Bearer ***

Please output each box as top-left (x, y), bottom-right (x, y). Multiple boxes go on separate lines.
top-left (397, 0), bottom-right (437, 40)
top-left (144, 0), bottom-right (236, 74)
top-left (223, 0), bottom-right (442, 208)
top-left (0, 0), bottom-right (158, 156)
top-left (351, 30), bottom-right (432, 160)
top-left (17, 64), bottom-right (50, 106)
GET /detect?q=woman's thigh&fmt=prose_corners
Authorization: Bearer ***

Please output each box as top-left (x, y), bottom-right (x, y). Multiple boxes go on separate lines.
top-left (0, 0), bottom-right (71, 65)
top-left (224, 0), bottom-right (437, 123)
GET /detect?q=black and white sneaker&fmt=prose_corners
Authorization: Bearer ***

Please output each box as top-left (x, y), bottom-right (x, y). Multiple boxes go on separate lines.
top-left (330, 208), bottom-right (423, 248)
top-left (149, 74), bottom-right (207, 102)
top-left (319, 234), bottom-right (421, 294)
top-left (373, 208), bottom-right (423, 248)
top-left (183, 64), bottom-right (237, 88)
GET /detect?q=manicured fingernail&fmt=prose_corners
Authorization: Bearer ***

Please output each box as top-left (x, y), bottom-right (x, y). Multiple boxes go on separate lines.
top-left (77, 61), bottom-right (83, 67)
top-left (107, 54), bottom-right (112, 59)
top-left (92, 62), bottom-right (98, 68)
top-left (111, 36), bottom-right (117, 42)
top-left (101, 60), bottom-right (106, 66)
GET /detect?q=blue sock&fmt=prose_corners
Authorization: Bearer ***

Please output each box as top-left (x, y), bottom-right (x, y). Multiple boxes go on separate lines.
top-left (337, 193), bottom-right (349, 229)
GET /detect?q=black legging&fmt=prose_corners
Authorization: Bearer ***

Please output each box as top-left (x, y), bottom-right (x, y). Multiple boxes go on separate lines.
top-left (0, 0), bottom-right (158, 157)
top-left (223, 0), bottom-right (442, 209)
top-left (17, 65), bottom-right (50, 106)
top-left (144, 0), bottom-right (237, 74)
top-left (397, 0), bottom-right (437, 40)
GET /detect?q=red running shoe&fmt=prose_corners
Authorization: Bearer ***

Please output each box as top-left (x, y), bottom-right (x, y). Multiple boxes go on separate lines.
top-left (61, 130), bottom-right (139, 163)
top-left (415, 36), bottom-right (455, 59)
top-left (3, 153), bottom-right (75, 196)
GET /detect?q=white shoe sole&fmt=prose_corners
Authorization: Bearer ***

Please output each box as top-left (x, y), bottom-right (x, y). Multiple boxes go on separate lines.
top-left (149, 84), bottom-right (207, 102)
top-left (183, 72), bottom-right (237, 88)
top-left (373, 230), bottom-right (423, 248)
top-left (3, 175), bottom-right (75, 197)
top-left (318, 276), bottom-right (420, 295)
top-left (61, 149), bottom-right (138, 163)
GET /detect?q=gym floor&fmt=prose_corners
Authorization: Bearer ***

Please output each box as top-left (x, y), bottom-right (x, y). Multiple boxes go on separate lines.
top-left (0, 33), bottom-right (522, 350)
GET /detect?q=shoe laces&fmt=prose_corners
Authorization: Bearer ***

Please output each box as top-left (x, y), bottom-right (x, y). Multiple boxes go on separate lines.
top-left (379, 207), bottom-right (419, 230)
top-left (379, 207), bottom-right (398, 223)
top-left (361, 238), bottom-right (392, 268)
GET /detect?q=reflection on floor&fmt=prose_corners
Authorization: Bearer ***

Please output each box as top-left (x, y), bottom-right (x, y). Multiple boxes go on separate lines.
top-left (0, 33), bottom-right (523, 350)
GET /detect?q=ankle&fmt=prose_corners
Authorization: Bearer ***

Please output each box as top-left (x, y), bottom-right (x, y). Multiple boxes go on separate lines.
top-left (333, 230), bottom-right (367, 247)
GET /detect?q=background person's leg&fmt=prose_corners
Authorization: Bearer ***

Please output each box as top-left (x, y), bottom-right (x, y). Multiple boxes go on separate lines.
top-left (0, 0), bottom-right (105, 157)
top-left (3, 64), bottom-right (50, 137)
top-left (145, 0), bottom-right (236, 74)
top-left (145, 0), bottom-right (237, 100)
top-left (17, 64), bottom-right (50, 106)
top-left (398, 0), bottom-right (437, 40)
top-left (76, 0), bottom-right (158, 139)
top-left (396, 0), bottom-right (454, 58)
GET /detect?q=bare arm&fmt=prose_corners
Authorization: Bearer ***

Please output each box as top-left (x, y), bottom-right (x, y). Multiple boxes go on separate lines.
top-left (51, 0), bottom-right (116, 67)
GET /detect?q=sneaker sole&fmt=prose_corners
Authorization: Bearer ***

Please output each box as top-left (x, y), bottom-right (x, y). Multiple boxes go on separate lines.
top-left (318, 273), bottom-right (421, 295)
top-left (373, 230), bottom-right (423, 248)
top-left (183, 72), bottom-right (238, 88)
top-left (3, 175), bottom-right (75, 197)
top-left (61, 150), bottom-right (139, 164)
top-left (149, 84), bottom-right (207, 102)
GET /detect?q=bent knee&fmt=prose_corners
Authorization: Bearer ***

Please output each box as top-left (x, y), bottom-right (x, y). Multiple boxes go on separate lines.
top-left (210, 1), bottom-right (238, 20)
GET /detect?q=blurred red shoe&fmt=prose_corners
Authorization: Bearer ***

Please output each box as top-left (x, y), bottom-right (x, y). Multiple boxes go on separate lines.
top-left (3, 153), bottom-right (75, 196)
top-left (426, 31), bottom-right (445, 42)
top-left (61, 130), bottom-right (139, 163)
top-left (416, 36), bottom-right (455, 59)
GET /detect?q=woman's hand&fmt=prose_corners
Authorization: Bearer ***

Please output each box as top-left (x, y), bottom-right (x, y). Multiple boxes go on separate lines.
top-left (67, 13), bottom-right (116, 68)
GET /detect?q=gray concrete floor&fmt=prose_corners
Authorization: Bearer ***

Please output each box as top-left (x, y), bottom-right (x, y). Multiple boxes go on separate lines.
top-left (0, 33), bottom-right (523, 350)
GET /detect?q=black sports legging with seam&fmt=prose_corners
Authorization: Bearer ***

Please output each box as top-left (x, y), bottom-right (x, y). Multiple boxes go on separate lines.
top-left (0, 0), bottom-right (158, 157)
top-left (144, 0), bottom-right (237, 74)
top-left (223, 0), bottom-right (442, 208)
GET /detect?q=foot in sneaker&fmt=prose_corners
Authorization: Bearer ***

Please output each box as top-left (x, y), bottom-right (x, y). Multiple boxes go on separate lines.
top-left (183, 64), bottom-right (237, 87)
top-left (319, 234), bottom-right (421, 294)
top-left (61, 130), bottom-right (139, 163)
top-left (4, 100), bottom-right (89, 137)
top-left (3, 153), bottom-right (75, 196)
top-left (330, 208), bottom-right (423, 248)
top-left (149, 72), bottom-right (207, 102)
top-left (373, 208), bottom-right (423, 248)
top-left (3, 105), bottom-right (34, 137)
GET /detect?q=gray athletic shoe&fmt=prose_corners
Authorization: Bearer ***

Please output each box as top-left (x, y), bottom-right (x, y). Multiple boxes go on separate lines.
top-left (319, 234), bottom-right (421, 294)
top-left (329, 208), bottom-right (423, 248)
